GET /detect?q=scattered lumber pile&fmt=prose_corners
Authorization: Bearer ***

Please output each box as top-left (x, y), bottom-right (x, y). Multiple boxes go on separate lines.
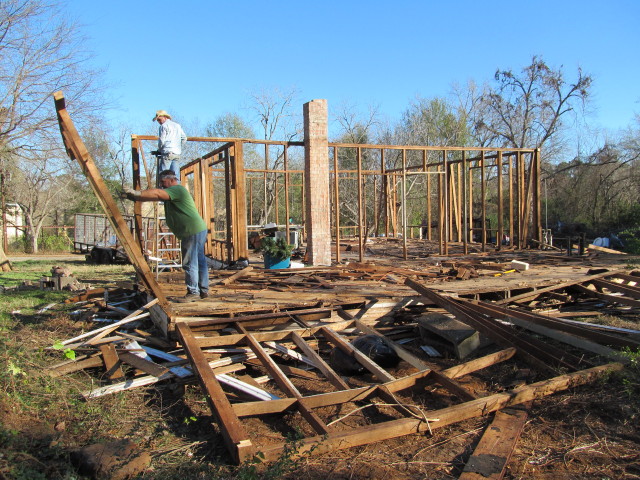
top-left (48, 264), bottom-right (639, 468)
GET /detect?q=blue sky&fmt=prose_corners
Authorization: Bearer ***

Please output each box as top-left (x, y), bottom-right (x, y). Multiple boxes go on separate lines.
top-left (64, 0), bottom-right (640, 139)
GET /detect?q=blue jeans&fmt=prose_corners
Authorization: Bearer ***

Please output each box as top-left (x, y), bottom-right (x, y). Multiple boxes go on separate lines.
top-left (181, 229), bottom-right (209, 295)
top-left (158, 155), bottom-right (181, 183)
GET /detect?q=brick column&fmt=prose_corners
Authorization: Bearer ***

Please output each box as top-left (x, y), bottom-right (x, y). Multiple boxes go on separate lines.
top-left (304, 99), bottom-right (331, 266)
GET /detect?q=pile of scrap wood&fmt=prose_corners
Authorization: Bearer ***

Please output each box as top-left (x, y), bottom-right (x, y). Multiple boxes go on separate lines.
top-left (47, 267), bottom-right (640, 471)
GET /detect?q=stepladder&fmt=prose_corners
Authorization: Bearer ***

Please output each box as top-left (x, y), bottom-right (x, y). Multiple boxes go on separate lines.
top-left (150, 217), bottom-right (182, 277)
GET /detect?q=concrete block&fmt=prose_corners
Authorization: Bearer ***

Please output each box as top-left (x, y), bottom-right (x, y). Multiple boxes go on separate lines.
top-left (418, 312), bottom-right (480, 359)
top-left (510, 260), bottom-right (530, 271)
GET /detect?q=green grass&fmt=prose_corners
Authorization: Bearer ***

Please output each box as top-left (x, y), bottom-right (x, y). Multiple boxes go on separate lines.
top-left (0, 259), bottom-right (136, 289)
top-left (0, 259), bottom-right (311, 479)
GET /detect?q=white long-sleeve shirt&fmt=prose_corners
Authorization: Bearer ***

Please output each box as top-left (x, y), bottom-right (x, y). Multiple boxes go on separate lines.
top-left (158, 119), bottom-right (187, 155)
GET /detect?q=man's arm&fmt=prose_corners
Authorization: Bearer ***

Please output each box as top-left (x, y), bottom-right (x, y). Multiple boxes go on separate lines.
top-left (124, 187), bottom-right (170, 202)
top-left (139, 188), bottom-right (171, 201)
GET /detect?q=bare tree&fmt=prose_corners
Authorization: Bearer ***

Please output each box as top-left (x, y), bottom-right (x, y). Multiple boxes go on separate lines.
top-left (246, 87), bottom-right (301, 224)
top-left (248, 86), bottom-right (301, 144)
top-left (10, 153), bottom-right (73, 252)
top-left (0, 0), bottom-right (105, 153)
top-left (469, 56), bottom-right (592, 156)
top-left (0, 0), bottom-right (106, 258)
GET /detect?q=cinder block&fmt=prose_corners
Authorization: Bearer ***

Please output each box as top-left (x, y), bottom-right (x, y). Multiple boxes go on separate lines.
top-left (510, 260), bottom-right (530, 271)
top-left (418, 312), bottom-right (480, 359)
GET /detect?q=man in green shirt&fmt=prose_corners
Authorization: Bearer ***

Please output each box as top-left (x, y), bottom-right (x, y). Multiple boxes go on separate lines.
top-left (124, 170), bottom-right (209, 302)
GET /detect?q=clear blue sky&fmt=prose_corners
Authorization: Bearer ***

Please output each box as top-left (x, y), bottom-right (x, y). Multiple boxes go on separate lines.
top-left (64, 0), bottom-right (640, 138)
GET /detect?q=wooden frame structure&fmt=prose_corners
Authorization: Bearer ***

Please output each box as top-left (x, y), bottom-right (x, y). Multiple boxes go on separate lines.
top-left (172, 290), bottom-right (621, 464)
top-left (129, 135), bottom-right (541, 265)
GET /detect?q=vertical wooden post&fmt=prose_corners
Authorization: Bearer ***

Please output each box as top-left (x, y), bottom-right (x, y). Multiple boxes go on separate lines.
top-left (231, 141), bottom-right (248, 260)
top-left (263, 144), bottom-right (268, 223)
top-left (534, 149), bottom-right (542, 245)
top-left (224, 150), bottom-right (233, 262)
top-left (468, 153), bottom-right (474, 244)
top-left (443, 150), bottom-right (449, 255)
top-left (518, 152), bottom-right (525, 249)
top-left (131, 136), bottom-right (144, 253)
top-left (402, 149), bottom-right (407, 259)
top-left (462, 151), bottom-right (468, 254)
top-left (481, 152), bottom-right (486, 251)
top-left (274, 173), bottom-right (279, 225)
top-left (373, 175), bottom-right (378, 237)
top-left (249, 178), bottom-right (253, 226)
top-left (508, 154), bottom-right (514, 247)
top-left (333, 146), bottom-right (340, 264)
top-left (357, 147), bottom-right (364, 262)
top-left (375, 149), bottom-right (385, 237)
top-left (497, 151), bottom-right (503, 251)
top-left (284, 146), bottom-right (290, 243)
top-left (438, 155), bottom-right (444, 255)
top-left (456, 160), bottom-right (462, 242)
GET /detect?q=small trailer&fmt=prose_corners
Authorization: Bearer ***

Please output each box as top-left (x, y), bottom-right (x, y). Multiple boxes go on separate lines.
top-left (74, 213), bottom-right (162, 265)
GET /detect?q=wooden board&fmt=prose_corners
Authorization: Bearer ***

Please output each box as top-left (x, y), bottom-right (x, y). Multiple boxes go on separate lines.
top-left (459, 408), bottom-right (528, 480)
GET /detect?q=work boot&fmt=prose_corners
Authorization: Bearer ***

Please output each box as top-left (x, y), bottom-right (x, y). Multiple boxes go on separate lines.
top-left (173, 293), bottom-right (199, 303)
top-left (200, 291), bottom-right (209, 299)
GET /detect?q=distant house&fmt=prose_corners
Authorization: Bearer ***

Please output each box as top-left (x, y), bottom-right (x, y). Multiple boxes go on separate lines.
top-left (5, 203), bottom-right (24, 239)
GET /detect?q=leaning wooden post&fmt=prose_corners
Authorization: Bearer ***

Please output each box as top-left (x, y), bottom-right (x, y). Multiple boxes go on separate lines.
top-left (54, 91), bottom-right (172, 332)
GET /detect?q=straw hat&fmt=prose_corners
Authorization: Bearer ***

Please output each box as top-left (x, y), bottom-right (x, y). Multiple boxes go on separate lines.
top-left (152, 110), bottom-right (171, 121)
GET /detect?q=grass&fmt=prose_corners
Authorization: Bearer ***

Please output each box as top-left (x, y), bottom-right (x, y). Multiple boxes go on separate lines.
top-left (0, 258), bottom-right (136, 288)
top-left (0, 259), bottom-right (310, 479)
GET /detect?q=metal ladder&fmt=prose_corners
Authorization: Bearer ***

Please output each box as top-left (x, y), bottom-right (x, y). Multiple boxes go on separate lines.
top-left (152, 217), bottom-right (182, 278)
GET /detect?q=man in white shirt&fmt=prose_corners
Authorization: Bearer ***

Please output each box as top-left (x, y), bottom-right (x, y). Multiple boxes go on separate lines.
top-left (151, 110), bottom-right (187, 181)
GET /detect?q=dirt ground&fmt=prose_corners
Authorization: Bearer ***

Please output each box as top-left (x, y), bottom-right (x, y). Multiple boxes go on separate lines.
top-left (1, 251), bottom-right (639, 479)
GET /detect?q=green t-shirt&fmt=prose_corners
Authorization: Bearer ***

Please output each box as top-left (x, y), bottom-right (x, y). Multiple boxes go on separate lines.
top-left (164, 185), bottom-right (207, 239)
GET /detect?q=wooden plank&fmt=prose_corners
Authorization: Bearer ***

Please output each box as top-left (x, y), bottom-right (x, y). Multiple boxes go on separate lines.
top-left (428, 370), bottom-right (476, 401)
top-left (321, 326), bottom-right (395, 382)
top-left (48, 355), bottom-right (103, 377)
top-left (592, 278), bottom-right (640, 299)
top-left (494, 269), bottom-right (624, 305)
top-left (53, 92), bottom-right (171, 314)
top-left (220, 266), bottom-right (254, 286)
top-left (233, 349), bottom-right (516, 418)
top-left (467, 299), bottom-right (639, 352)
top-left (118, 352), bottom-right (170, 378)
top-left (291, 332), bottom-right (350, 390)
top-left (192, 319), bottom-right (357, 348)
top-left (587, 243), bottom-right (626, 254)
top-left (572, 283), bottom-right (640, 308)
top-left (236, 323), bottom-right (329, 435)
top-left (459, 408), bottom-right (528, 480)
top-left (176, 322), bottom-right (253, 463)
top-left (257, 362), bottom-right (623, 462)
top-left (406, 278), bottom-right (582, 373)
top-left (99, 344), bottom-right (124, 381)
